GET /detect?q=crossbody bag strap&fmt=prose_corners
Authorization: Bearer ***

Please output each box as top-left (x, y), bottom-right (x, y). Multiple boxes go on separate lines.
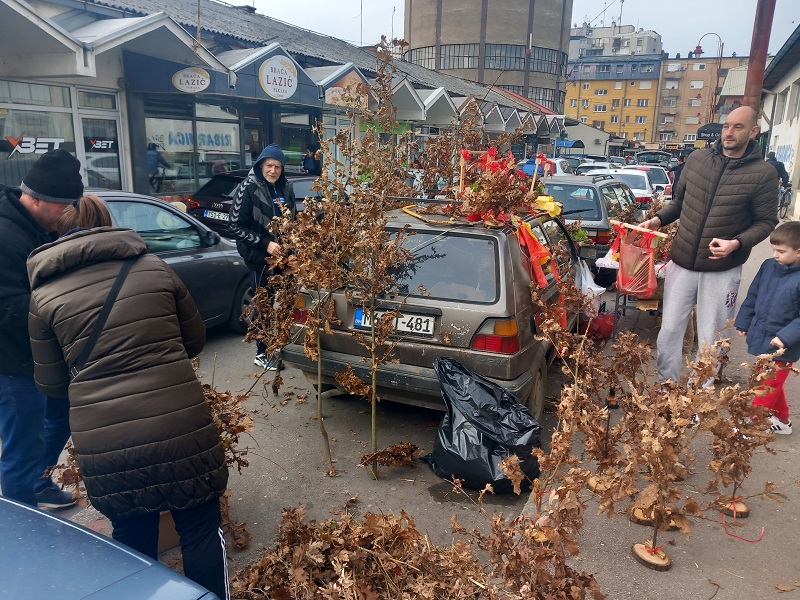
top-left (69, 256), bottom-right (137, 381)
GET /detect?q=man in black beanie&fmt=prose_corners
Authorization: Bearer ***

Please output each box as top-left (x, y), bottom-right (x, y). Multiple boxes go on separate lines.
top-left (0, 148), bottom-right (83, 508)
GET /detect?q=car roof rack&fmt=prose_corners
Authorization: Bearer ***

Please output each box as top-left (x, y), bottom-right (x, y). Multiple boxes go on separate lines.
top-left (590, 174), bottom-right (615, 182)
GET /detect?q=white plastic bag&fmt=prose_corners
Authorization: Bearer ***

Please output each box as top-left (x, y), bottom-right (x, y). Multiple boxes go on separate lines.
top-left (595, 248), bottom-right (619, 269)
top-left (578, 259), bottom-right (607, 317)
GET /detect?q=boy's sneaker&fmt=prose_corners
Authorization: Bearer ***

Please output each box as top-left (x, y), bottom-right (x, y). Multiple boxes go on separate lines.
top-left (36, 485), bottom-right (76, 509)
top-left (769, 416), bottom-right (792, 435)
top-left (254, 353), bottom-right (278, 371)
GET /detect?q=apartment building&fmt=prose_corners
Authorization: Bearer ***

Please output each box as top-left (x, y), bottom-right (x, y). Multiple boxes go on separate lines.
top-left (569, 22), bottom-right (662, 61)
top-left (565, 55), bottom-right (661, 146)
top-left (657, 55), bottom-right (749, 152)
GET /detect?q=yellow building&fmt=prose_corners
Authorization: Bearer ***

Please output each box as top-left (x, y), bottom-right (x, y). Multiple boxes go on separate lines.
top-left (565, 55), bottom-right (661, 147)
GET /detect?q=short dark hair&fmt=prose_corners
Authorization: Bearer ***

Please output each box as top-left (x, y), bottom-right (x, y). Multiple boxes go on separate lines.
top-left (767, 151), bottom-right (776, 160)
top-left (770, 221), bottom-right (800, 249)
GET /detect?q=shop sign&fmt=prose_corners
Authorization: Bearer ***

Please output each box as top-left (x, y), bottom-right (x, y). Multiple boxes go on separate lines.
top-left (325, 70), bottom-right (368, 108)
top-left (86, 138), bottom-right (117, 152)
top-left (5, 135), bottom-right (64, 158)
top-left (146, 118), bottom-right (237, 153)
top-left (171, 67), bottom-right (211, 94)
top-left (258, 55), bottom-right (298, 100)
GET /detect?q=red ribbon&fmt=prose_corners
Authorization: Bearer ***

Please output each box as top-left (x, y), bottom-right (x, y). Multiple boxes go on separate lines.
top-left (645, 543), bottom-right (664, 555)
top-left (720, 510), bottom-right (765, 543)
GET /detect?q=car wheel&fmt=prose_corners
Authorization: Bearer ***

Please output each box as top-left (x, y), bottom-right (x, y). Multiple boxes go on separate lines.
top-left (526, 361), bottom-right (547, 422)
top-left (228, 277), bottom-right (252, 334)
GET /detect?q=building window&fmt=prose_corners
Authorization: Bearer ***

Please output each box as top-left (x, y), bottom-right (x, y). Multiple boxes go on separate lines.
top-left (582, 99), bottom-right (590, 108)
top-left (593, 120), bottom-right (606, 129)
top-left (598, 65), bottom-right (610, 73)
top-left (527, 46), bottom-right (566, 75)
top-left (617, 65), bottom-right (624, 74)
top-left (615, 81), bottom-right (623, 89)
top-left (528, 87), bottom-right (560, 111)
top-left (611, 115), bottom-right (619, 124)
top-left (688, 98), bottom-right (702, 107)
top-left (440, 44), bottom-right (479, 69)
top-left (693, 63), bottom-right (706, 70)
top-left (594, 104), bottom-right (607, 112)
top-left (637, 99), bottom-right (649, 107)
top-left (663, 97), bottom-right (677, 107)
top-left (78, 90), bottom-right (117, 110)
top-left (664, 81), bottom-right (679, 90)
top-left (775, 88), bottom-right (789, 125)
top-left (484, 44), bottom-right (526, 71)
top-left (639, 81), bottom-right (652, 90)
top-left (580, 116), bottom-right (588, 123)
top-left (0, 79), bottom-right (71, 107)
top-left (660, 133), bottom-right (673, 141)
top-left (685, 115), bottom-right (700, 124)
top-left (636, 116), bottom-right (647, 124)
top-left (791, 81), bottom-right (800, 121)
top-left (667, 63), bottom-right (682, 72)
top-left (684, 134), bottom-right (697, 141)
top-left (594, 89), bottom-right (608, 95)
top-left (633, 132), bottom-right (645, 141)
top-left (623, 99), bottom-right (632, 107)
top-left (583, 82), bottom-right (590, 90)
top-left (611, 99), bottom-right (620, 108)
top-left (583, 65), bottom-right (591, 74)
top-left (642, 64), bottom-right (654, 73)
top-left (630, 64), bottom-right (638, 71)
top-left (406, 46), bottom-right (435, 69)
top-left (497, 84), bottom-right (525, 95)
top-left (570, 99), bottom-right (578, 108)
top-left (690, 80), bottom-right (704, 89)
top-left (660, 115), bottom-right (674, 124)
top-left (625, 115), bottom-right (631, 123)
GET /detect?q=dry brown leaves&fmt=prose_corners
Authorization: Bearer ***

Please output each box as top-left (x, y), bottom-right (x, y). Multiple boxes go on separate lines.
top-left (203, 384), bottom-right (253, 474)
top-left (359, 442), bottom-right (420, 467)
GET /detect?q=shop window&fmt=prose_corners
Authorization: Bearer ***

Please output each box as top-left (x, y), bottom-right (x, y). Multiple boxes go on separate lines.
top-left (145, 117), bottom-right (195, 194)
top-left (281, 112), bottom-right (312, 173)
top-left (196, 121), bottom-right (240, 187)
top-left (196, 104), bottom-right (238, 121)
top-left (0, 79), bottom-right (70, 108)
top-left (83, 117), bottom-right (121, 190)
top-left (78, 90), bottom-right (117, 110)
top-left (0, 109), bottom-right (75, 187)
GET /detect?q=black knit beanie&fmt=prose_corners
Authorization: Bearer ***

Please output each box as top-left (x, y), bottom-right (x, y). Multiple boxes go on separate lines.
top-left (21, 149), bottom-right (84, 204)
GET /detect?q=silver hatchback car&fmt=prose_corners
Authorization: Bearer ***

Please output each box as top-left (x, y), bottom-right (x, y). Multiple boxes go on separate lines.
top-left (282, 208), bottom-right (580, 420)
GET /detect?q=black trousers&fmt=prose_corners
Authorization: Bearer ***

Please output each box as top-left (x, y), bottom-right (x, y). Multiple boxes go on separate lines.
top-left (110, 498), bottom-right (229, 600)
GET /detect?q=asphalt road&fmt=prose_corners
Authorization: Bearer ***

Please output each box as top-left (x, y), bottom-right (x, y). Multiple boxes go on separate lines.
top-left (63, 235), bottom-right (798, 598)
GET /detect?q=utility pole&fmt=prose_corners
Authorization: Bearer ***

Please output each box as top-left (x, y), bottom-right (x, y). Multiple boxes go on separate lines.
top-left (742, 0), bottom-right (776, 112)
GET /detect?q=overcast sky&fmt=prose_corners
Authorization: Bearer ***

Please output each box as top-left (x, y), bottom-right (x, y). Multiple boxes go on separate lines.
top-left (253, 0), bottom-right (798, 56)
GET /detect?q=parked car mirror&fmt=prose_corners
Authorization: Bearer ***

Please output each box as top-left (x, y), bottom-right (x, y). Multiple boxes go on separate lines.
top-left (205, 229), bottom-right (221, 247)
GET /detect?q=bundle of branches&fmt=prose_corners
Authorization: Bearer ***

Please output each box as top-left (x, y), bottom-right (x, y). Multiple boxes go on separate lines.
top-left (231, 506), bottom-right (493, 600)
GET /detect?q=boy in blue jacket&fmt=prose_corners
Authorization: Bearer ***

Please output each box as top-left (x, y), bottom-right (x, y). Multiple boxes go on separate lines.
top-left (734, 221), bottom-right (800, 435)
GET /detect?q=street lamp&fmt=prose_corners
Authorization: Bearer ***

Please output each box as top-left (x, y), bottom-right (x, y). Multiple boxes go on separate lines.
top-left (695, 33), bottom-right (724, 124)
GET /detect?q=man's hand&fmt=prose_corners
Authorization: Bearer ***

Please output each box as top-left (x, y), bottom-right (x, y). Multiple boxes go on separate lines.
top-left (708, 238), bottom-right (740, 259)
top-left (771, 336), bottom-right (785, 349)
top-left (267, 241), bottom-right (283, 257)
top-left (640, 216), bottom-right (661, 230)
top-left (738, 330), bottom-right (747, 337)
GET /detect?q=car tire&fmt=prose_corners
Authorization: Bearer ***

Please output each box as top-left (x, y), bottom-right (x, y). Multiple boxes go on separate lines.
top-left (228, 277), bottom-right (252, 334)
top-left (526, 361), bottom-right (547, 422)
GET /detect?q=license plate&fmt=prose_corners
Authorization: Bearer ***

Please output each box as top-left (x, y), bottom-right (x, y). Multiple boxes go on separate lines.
top-left (353, 308), bottom-right (435, 337)
top-left (204, 210), bottom-right (229, 221)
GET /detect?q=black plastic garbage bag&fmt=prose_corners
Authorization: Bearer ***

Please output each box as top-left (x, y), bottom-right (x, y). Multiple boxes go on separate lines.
top-left (422, 357), bottom-right (541, 494)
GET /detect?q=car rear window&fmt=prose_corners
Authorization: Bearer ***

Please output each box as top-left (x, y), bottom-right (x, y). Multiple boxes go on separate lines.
top-left (606, 172), bottom-right (648, 190)
top-left (643, 168), bottom-right (669, 184)
top-left (544, 183), bottom-right (601, 220)
top-left (194, 174), bottom-right (243, 198)
top-left (393, 232), bottom-right (498, 303)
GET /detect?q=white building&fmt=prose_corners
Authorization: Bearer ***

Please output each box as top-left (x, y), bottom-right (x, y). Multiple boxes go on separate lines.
top-left (569, 22), bottom-right (662, 62)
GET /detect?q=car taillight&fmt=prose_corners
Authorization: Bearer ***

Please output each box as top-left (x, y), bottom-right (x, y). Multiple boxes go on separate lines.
top-left (470, 318), bottom-right (520, 354)
top-left (595, 229), bottom-right (612, 245)
top-left (665, 185), bottom-right (672, 196)
top-left (184, 198), bottom-right (200, 210)
top-left (292, 294), bottom-right (310, 323)
top-left (637, 195), bottom-right (653, 205)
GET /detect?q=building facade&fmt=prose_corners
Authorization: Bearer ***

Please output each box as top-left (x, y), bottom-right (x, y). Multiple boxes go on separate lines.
top-left (569, 23), bottom-right (662, 61)
top-left (564, 55), bottom-right (661, 147)
top-left (403, 0), bottom-right (571, 112)
top-left (657, 54), bottom-right (749, 153)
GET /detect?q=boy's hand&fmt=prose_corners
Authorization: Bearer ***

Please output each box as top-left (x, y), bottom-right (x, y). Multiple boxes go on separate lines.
top-left (770, 336), bottom-right (785, 348)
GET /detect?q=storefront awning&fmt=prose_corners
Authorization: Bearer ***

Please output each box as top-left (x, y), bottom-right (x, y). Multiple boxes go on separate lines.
top-left (415, 87), bottom-right (458, 126)
top-left (555, 139), bottom-right (586, 149)
top-left (391, 77), bottom-right (426, 121)
top-left (697, 123), bottom-right (723, 140)
top-left (480, 102), bottom-right (505, 132)
top-left (0, 0), bottom-right (90, 77)
top-left (306, 63), bottom-right (371, 109)
top-left (499, 107), bottom-right (522, 130)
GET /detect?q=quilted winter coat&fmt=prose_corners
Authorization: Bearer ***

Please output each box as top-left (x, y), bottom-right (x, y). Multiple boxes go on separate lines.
top-left (655, 140), bottom-right (778, 272)
top-left (27, 227), bottom-right (228, 520)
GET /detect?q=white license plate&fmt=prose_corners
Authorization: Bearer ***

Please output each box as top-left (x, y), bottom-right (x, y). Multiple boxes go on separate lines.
top-left (353, 308), bottom-right (435, 337)
top-left (204, 210), bottom-right (229, 221)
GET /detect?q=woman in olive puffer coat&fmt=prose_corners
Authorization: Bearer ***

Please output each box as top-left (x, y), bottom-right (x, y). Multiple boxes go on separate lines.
top-left (26, 196), bottom-right (229, 600)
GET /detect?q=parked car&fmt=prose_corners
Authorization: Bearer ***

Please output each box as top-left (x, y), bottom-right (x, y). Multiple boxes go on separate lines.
top-left (634, 150), bottom-right (672, 168)
top-left (0, 496), bottom-right (217, 599)
top-left (518, 157), bottom-right (575, 176)
top-left (90, 190), bottom-right (251, 333)
top-left (185, 170), bottom-right (322, 237)
top-left (623, 165), bottom-right (673, 199)
top-left (574, 162), bottom-right (614, 175)
top-left (543, 174), bottom-right (643, 287)
top-left (282, 207), bottom-right (582, 420)
top-left (557, 156), bottom-right (584, 169)
top-left (581, 168), bottom-right (656, 209)
top-left (582, 154), bottom-right (609, 163)
top-left (608, 156), bottom-right (627, 166)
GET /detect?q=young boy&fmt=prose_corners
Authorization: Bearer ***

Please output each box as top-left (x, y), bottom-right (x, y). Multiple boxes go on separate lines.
top-left (734, 221), bottom-right (800, 435)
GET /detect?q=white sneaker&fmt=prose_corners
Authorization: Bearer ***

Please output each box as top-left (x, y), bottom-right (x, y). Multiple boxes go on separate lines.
top-left (769, 416), bottom-right (792, 435)
top-left (254, 353), bottom-right (278, 371)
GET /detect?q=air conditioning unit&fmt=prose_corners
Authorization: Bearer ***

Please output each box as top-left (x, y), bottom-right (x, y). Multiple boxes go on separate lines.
top-left (594, 138), bottom-right (602, 144)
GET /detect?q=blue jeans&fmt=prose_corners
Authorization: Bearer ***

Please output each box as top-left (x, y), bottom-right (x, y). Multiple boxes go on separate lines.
top-left (0, 375), bottom-right (71, 505)
top-left (111, 499), bottom-right (229, 600)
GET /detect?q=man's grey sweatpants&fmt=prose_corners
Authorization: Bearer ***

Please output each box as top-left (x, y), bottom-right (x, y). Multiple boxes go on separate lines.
top-left (656, 261), bottom-right (742, 382)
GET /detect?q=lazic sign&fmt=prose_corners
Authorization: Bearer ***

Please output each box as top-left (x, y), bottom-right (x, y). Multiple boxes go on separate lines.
top-left (258, 55), bottom-right (298, 100)
top-left (172, 67), bottom-right (211, 93)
